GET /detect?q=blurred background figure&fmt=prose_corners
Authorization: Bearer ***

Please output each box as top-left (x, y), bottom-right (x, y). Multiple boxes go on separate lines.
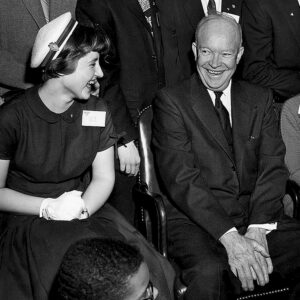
top-left (52, 238), bottom-right (159, 300)
top-left (0, 0), bottom-right (77, 101)
top-left (241, 0), bottom-right (300, 103)
top-left (76, 0), bottom-right (166, 224)
top-left (76, 0), bottom-right (165, 123)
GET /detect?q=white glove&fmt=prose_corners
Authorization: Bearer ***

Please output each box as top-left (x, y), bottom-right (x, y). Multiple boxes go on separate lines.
top-left (40, 190), bottom-right (88, 221)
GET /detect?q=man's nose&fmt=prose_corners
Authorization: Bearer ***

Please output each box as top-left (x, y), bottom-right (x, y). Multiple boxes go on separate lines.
top-left (210, 53), bottom-right (221, 68)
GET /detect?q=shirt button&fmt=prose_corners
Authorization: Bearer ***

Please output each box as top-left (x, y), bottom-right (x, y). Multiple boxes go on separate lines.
top-left (70, 114), bottom-right (73, 118)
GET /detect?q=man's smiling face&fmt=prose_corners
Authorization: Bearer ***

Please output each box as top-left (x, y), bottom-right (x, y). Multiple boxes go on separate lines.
top-left (192, 17), bottom-right (244, 92)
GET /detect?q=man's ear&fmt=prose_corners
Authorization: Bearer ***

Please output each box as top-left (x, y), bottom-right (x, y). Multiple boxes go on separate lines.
top-left (192, 42), bottom-right (197, 61)
top-left (236, 46), bottom-right (244, 64)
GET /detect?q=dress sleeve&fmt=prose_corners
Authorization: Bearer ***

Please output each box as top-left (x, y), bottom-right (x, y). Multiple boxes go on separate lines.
top-left (0, 106), bottom-right (18, 159)
top-left (98, 108), bottom-right (117, 152)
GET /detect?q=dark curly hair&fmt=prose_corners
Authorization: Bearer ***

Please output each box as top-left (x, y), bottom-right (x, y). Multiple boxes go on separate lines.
top-left (52, 238), bottom-right (144, 300)
top-left (42, 25), bottom-right (110, 81)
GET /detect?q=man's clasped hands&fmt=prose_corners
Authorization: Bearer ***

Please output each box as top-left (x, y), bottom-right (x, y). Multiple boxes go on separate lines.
top-left (220, 228), bottom-right (273, 292)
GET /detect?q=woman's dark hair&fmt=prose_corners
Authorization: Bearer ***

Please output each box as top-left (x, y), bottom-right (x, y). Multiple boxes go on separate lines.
top-left (51, 238), bottom-right (144, 300)
top-left (42, 25), bottom-right (110, 81)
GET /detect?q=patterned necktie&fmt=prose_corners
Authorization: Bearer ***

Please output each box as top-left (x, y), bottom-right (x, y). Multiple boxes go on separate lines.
top-left (137, 0), bottom-right (165, 88)
top-left (40, 0), bottom-right (50, 23)
top-left (207, 0), bottom-right (217, 15)
top-left (214, 92), bottom-right (233, 148)
top-left (138, 0), bottom-right (152, 27)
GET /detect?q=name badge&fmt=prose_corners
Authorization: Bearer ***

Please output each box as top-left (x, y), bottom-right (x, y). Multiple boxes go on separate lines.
top-left (223, 12), bottom-right (240, 23)
top-left (82, 110), bottom-right (106, 127)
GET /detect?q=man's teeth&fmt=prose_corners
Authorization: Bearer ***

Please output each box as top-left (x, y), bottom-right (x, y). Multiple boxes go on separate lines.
top-left (208, 70), bottom-right (223, 75)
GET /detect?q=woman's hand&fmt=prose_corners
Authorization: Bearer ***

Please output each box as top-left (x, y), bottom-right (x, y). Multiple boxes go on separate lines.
top-left (40, 190), bottom-right (87, 221)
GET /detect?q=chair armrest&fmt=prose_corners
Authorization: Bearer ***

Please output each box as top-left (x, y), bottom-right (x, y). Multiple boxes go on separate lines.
top-left (133, 183), bottom-right (168, 257)
top-left (286, 179), bottom-right (300, 220)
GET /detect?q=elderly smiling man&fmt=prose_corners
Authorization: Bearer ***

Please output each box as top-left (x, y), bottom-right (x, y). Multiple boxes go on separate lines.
top-left (153, 13), bottom-right (300, 300)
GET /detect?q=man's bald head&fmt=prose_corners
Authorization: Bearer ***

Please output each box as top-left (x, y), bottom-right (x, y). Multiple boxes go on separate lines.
top-left (195, 13), bottom-right (243, 49)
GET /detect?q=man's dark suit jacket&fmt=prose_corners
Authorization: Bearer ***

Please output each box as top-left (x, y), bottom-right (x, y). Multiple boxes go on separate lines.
top-left (163, 0), bottom-right (242, 86)
top-left (152, 74), bottom-right (287, 240)
top-left (76, 0), bottom-right (165, 123)
top-left (0, 0), bottom-right (77, 96)
top-left (241, 0), bottom-right (300, 100)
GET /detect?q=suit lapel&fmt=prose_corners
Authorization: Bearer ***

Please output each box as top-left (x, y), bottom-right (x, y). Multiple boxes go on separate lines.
top-left (231, 81), bottom-right (258, 174)
top-left (281, 0), bottom-right (300, 51)
top-left (191, 76), bottom-right (234, 162)
top-left (182, 0), bottom-right (205, 30)
top-left (22, 0), bottom-right (46, 28)
top-left (50, 0), bottom-right (76, 19)
top-left (50, 0), bottom-right (65, 19)
top-left (124, 0), bottom-right (153, 34)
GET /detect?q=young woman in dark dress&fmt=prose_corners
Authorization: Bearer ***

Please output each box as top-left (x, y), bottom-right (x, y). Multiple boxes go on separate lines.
top-left (0, 12), bottom-right (174, 300)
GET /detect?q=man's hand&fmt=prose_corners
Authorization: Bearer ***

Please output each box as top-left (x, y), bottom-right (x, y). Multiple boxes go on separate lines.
top-left (245, 227), bottom-right (273, 284)
top-left (117, 141), bottom-right (140, 176)
top-left (220, 231), bottom-right (270, 291)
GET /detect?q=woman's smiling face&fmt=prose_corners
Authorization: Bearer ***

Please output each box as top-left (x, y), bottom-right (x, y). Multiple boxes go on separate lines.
top-left (62, 51), bottom-right (103, 100)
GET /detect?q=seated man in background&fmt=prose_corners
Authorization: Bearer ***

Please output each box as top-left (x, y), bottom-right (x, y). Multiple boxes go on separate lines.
top-left (281, 94), bottom-right (300, 186)
top-left (153, 13), bottom-right (300, 300)
top-left (281, 94), bottom-right (300, 217)
top-left (241, 0), bottom-right (300, 103)
top-left (52, 238), bottom-right (158, 300)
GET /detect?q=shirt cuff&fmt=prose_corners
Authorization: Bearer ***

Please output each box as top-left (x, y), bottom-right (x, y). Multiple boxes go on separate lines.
top-left (248, 222), bottom-right (277, 234)
top-left (219, 227), bottom-right (238, 240)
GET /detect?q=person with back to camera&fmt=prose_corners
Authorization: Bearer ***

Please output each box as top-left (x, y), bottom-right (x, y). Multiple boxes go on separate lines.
top-left (0, 12), bottom-right (174, 300)
top-left (53, 238), bottom-right (158, 300)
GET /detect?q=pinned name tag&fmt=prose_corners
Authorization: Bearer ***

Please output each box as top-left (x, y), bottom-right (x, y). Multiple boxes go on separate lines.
top-left (223, 12), bottom-right (240, 23)
top-left (298, 105), bottom-right (300, 115)
top-left (82, 110), bottom-right (106, 127)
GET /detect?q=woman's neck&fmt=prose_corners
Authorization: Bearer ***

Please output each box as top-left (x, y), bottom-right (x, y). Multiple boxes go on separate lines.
top-left (38, 79), bottom-right (74, 114)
